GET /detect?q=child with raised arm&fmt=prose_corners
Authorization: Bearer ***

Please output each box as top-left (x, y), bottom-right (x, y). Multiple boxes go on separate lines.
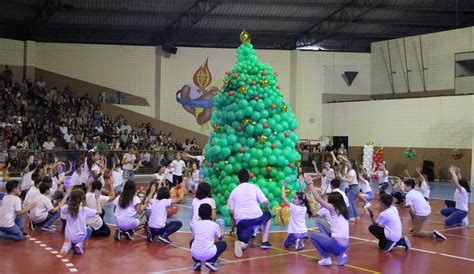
top-left (404, 179), bottom-right (446, 240)
top-left (304, 176), bottom-right (349, 266)
top-left (281, 178), bottom-right (311, 251)
top-left (60, 188), bottom-right (99, 255)
top-left (357, 169), bottom-right (374, 209)
top-left (312, 160), bottom-right (335, 194)
top-left (0, 180), bottom-right (36, 240)
top-left (85, 179), bottom-right (115, 237)
top-left (113, 180), bottom-right (154, 241)
top-left (367, 194), bottom-right (410, 252)
top-left (29, 180), bottom-right (68, 231)
top-left (440, 166), bottom-right (470, 226)
top-left (146, 186), bottom-right (182, 244)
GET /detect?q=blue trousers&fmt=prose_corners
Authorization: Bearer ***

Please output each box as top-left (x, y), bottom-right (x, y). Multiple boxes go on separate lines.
top-left (0, 215), bottom-right (25, 241)
top-left (347, 184), bottom-right (360, 218)
top-left (310, 232), bottom-right (347, 258)
top-left (283, 233), bottom-right (307, 248)
top-left (440, 208), bottom-right (468, 226)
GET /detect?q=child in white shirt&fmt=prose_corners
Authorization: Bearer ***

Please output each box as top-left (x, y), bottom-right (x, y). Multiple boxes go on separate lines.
top-left (113, 181), bottom-right (153, 241)
top-left (281, 178), bottom-right (310, 251)
top-left (367, 193), bottom-right (410, 252)
top-left (358, 172), bottom-right (374, 209)
top-left (85, 180), bottom-right (115, 237)
top-left (0, 180), bottom-right (36, 240)
top-left (404, 179), bottom-right (446, 240)
top-left (146, 186), bottom-right (182, 244)
top-left (187, 163), bottom-right (200, 194)
top-left (190, 203), bottom-right (227, 272)
top-left (30, 180), bottom-right (68, 231)
top-left (190, 183), bottom-right (218, 228)
top-left (60, 188), bottom-right (99, 255)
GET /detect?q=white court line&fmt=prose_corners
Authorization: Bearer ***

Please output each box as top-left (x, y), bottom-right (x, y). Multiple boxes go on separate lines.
top-left (65, 263), bottom-right (74, 267)
top-left (45, 247), bottom-right (52, 251)
top-left (411, 248), bottom-right (437, 254)
top-left (439, 253), bottom-right (474, 262)
top-left (40, 244), bottom-right (47, 247)
top-left (50, 251), bottom-right (58, 254)
top-left (34, 241), bottom-right (42, 244)
top-left (56, 255), bottom-right (63, 258)
top-left (68, 268), bottom-right (78, 272)
top-left (61, 259), bottom-right (69, 263)
top-left (438, 225), bottom-right (474, 232)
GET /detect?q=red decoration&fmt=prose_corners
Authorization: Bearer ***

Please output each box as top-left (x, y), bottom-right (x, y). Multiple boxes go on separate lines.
top-left (271, 143), bottom-right (276, 148)
top-left (239, 147), bottom-right (245, 153)
top-left (254, 96), bottom-right (259, 101)
top-left (251, 80), bottom-right (256, 86)
top-left (274, 71), bottom-right (279, 76)
top-left (249, 172), bottom-right (255, 178)
top-left (270, 104), bottom-right (276, 110)
top-left (284, 132), bottom-right (289, 137)
top-left (262, 70), bottom-right (267, 76)
top-left (289, 163), bottom-right (294, 168)
top-left (263, 123), bottom-right (268, 128)
top-left (208, 162), bottom-right (213, 167)
top-left (167, 205), bottom-right (179, 218)
top-left (233, 73), bottom-right (238, 78)
top-left (280, 203), bottom-right (287, 208)
top-left (229, 90), bottom-right (234, 96)
top-left (176, 185), bottom-right (181, 190)
top-left (266, 166), bottom-right (272, 172)
top-left (276, 85), bottom-right (280, 89)
top-left (225, 71), bottom-right (230, 75)
top-left (236, 125), bottom-right (242, 131)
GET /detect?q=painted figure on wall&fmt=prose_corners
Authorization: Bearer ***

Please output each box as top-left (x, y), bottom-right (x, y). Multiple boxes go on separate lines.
top-left (176, 58), bottom-right (219, 125)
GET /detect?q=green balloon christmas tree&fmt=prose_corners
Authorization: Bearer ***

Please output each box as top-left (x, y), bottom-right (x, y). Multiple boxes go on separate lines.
top-left (203, 31), bottom-right (301, 225)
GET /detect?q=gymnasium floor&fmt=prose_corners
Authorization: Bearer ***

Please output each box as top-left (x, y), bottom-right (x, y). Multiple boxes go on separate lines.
top-left (1, 180), bottom-right (473, 273)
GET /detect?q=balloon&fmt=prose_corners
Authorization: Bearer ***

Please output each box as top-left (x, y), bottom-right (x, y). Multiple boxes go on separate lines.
top-left (167, 205), bottom-right (179, 218)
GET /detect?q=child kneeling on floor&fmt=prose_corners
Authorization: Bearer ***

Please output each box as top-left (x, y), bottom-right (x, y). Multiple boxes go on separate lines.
top-left (190, 204), bottom-right (227, 272)
top-left (146, 186), bottom-right (182, 244)
top-left (281, 178), bottom-right (311, 251)
top-left (60, 188), bottom-right (101, 255)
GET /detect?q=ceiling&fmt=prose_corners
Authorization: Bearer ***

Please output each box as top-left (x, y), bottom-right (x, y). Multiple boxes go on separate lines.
top-left (1, 0), bottom-right (473, 52)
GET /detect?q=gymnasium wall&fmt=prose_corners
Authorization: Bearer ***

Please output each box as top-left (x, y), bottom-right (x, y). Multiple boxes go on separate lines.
top-left (371, 27), bottom-right (474, 94)
top-left (32, 42), bottom-right (156, 117)
top-left (0, 38), bottom-right (25, 84)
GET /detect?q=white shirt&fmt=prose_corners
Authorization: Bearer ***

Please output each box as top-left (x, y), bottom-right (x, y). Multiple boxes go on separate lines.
top-left (23, 186), bottom-right (40, 208)
top-left (165, 168), bottom-right (173, 182)
top-left (122, 153), bottom-right (136, 170)
top-left (171, 160), bottom-right (186, 176)
top-left (346, 169), bottom-right (358, 185)
top-left (0, 195), bottom-right (21, 227)
top-left (29, 195), bottom-right (53, 223)
top-left (332, 188), bottom-right (349, 207)
top-left (42, 141), bottom-right (55, 150)
top-left (377, 170), bottom-right (389, 184)
top-left (228, 183), bottom-right (268, 224)
top-left (415, 181), bottom-right (430, 199)
top-left (85, 193), bottom-right (109, 230)
top-left (288, 203), bottom-right (307, 234)
top-left (191, 198), bottom-right (216, 226)
top-left (71, 171), bottom-right (87, 186)
top-left (329, 213), bottom-right (349, 240)
top-left (376, 206), bottom-right (402, 242)
top-left (147, 199), bottom-right (171, 229)
top-left (112, 169), bottom-right (124, 189)
top-left (190, 220), bottom-right (221, 260)
top-left (113, 196), bottom-right (140, 227)
top-left (405, 189), bottom-right (431, 217)
top-left (359, 178), bottom-right (372, 193)
top-left (20, 170), bottom-right (35, 191)
top-left (454, 187), bottom-right (469, 212)
top-left (191, 170), bottom-right (200, 183)
top-left (61, 205), bottom-right (96, 243)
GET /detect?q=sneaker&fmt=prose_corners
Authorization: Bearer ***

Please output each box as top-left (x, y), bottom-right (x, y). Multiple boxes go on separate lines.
top-left (462, 216), bottom-right (469, 227)
top-left (74, 242), bottom-right (83, 255)
top-left (337, 253), bottom-right (348, 266)
top-left (60, 240), bottom-right (72, 256)
top-left (433, 230), bottom-right (447, 240)
top-left (261, 241), bottom-right (272, 249)
top-left (363, 202), bottom-right (372, 209)
top-left (383, 240), bottom-right (396, 252)
top-left (123, 230), bottom-right (134, 240)
top-left (41, 226), bottom-right (56, 232)
top-left (204, 261), bottom-right (218, 272)
top-left (295, 239), bottom-right (303, 251)
top-left (193, 261), bottom-right (202, 271)
top-left (114, 229), bottom-right (121, 241)
top-left (318, 257), bottom-right (332, 266)
top-left (51, 224), bottom-right (57, 228)
top-left (29, 220), bottom-right (35, 231)
top-left (349, 218), bottom-right (355, 222)
top-left (234, 240), bottom-right (243, 258)
top-left (158, 235), bottom-right (172, 244)
top-left (402, 237), bottom-right (411, 251)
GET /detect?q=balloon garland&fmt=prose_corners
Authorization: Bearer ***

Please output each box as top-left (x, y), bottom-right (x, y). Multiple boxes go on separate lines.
top-left (452, 148), bottom-right (464, 160)
top-left (404, 148), bottom-right (417, 160)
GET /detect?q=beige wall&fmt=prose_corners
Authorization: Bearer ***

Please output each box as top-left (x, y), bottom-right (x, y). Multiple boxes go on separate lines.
top-left (33, 42), bottom-right (156, 117)
top-left (322, 95), bottom-right (474, 149)
top-left (0, 38), bottom-right (25, 83)
top-left (371, 27), bottom-right (474, 94)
